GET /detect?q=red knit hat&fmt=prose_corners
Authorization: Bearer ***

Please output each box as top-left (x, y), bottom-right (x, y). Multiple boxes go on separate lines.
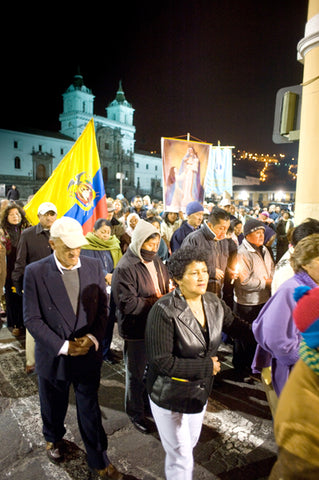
top-left (293, 286), bottom-right (319, 348)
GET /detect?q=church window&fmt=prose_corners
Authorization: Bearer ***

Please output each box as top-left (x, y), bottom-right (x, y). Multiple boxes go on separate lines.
top-left (14, 140), bottom-right (18, 149)
top-left (39, 145), bottom-right (42, 152)
top-left (105, 143), bottom-right (110, 150)
top-left (14, 156), bottom-right (21, 169)
top-left (60, 148), bottom-right (64, 155)
top-left (146, 164), bottom-right (149, 170)
top-left (83, 102), bottom-right (86, 112)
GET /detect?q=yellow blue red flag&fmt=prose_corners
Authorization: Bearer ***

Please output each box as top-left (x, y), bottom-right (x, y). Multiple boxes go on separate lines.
top-left (24, 118), bottom-right (108, 234)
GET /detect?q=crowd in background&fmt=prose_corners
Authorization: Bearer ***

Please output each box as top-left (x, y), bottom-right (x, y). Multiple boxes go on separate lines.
top-left (2, 189), bottom-right (319, 479)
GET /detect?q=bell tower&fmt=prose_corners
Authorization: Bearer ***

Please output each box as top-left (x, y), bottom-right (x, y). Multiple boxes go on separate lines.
top-left (59, 70), bottom-right (95, 140)
top-left (106, 80), bottom-right (134, 126)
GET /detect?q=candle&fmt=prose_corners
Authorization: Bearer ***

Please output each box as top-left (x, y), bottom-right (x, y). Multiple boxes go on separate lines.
top-left (169, 279), bottom-right (175, 292)
top-left (231, 263), bottom-right (239, 285)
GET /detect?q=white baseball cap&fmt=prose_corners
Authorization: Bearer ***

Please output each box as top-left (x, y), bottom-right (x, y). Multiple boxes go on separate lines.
top-left (37, 202), bottom-right (57, 215)
top-left (50, 217), bottom-right (89, 248)
top-left (219, 199), bottom-right (231, 207)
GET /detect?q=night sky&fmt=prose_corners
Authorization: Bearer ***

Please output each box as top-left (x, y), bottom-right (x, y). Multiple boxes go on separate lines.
top-left (1, 1), bottom-right (308, 157)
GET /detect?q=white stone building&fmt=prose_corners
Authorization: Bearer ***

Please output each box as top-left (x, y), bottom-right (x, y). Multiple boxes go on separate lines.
top-left (0, 73), bottom-right (163, 201)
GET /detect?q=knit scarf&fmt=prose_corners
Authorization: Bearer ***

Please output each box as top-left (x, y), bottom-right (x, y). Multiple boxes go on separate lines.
top-left (82, 232), bottom-right (122, 267)
top-left (299, 340), bottom-right (319, 376)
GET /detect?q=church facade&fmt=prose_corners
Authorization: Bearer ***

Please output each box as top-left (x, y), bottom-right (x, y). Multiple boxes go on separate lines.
top-left (0, 73), bottom-right (162, 201)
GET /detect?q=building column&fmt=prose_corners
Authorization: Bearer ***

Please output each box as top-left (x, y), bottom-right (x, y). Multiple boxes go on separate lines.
top-left (295, 0), bottom-right (319, 224)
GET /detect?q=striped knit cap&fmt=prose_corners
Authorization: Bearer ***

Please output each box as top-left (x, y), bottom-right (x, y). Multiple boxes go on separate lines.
top-left (293, 286), bottom-right (319, 349)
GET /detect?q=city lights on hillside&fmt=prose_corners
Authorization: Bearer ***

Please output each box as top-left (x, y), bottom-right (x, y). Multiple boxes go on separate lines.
top-left (234, 149), bottom-right (297, 184)
top-left (238, 150), bottom-right (281, 163)
top-left (288, 164), bottom-right (297, 180)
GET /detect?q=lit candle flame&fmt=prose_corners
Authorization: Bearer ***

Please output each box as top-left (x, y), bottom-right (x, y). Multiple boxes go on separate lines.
top-left (230, 263), bottom-right (239, 284)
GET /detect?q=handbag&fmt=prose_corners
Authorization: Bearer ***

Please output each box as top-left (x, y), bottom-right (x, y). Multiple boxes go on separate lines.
top-left (150, 374), bottom-right (213, 414)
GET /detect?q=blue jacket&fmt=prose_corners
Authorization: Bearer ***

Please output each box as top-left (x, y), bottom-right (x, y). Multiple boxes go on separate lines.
top-left (170, 222), bottom-right (196, 253)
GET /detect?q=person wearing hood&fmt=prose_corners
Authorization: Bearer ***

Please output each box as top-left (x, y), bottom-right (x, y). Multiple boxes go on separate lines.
top-left (119, 212), bottom-right (140, 254)
top-left (111, 220), bottom-right (170, 434)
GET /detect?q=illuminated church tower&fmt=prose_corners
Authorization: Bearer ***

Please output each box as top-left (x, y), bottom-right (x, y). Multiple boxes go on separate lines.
top-left (106, 80), bottom-right (134, 126)
top-left (59, 72), bottom-right (95, 140)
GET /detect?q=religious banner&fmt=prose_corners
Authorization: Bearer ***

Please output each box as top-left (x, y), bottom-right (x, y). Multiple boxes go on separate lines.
top-left (204, 146), bottom-right (233, 197)
top-left (24, 119), bottom-right (108, 234)
top-left (161, 137), bottom-right (210, 212)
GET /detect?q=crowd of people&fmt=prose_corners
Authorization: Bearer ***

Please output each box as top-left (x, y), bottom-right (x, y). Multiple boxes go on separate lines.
top-left (1, 191), bottom-right (319, 479)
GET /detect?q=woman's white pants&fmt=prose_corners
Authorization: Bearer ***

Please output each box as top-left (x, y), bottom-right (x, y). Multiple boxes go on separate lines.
top-left (150, 398), bottom-right (207, 480)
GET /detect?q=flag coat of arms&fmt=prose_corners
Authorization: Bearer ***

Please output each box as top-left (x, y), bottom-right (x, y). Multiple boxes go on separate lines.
top-left (24, 119), bottom-right (108, 234)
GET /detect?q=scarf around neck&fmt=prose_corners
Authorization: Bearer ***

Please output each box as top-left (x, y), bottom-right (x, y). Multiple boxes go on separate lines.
top-left (82, 232), bottom-right (122, 267)
top-left (299, 340), bottom-right (319, 376)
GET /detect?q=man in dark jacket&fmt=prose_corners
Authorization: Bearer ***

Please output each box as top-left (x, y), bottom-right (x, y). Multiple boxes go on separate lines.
top-left (23, 217), bottom-right (123, 479)
top-left (129, 195), bottom-right (147, 219)
top-left (111, 220), bottom-right (169, 434)
top-left (181, 207), bottom-right (232, 296)
top-left (12, 202), bottom-right (58, 374)
top-left (7, 185), bottom-right (20, 201)
top-left (170, 201), bottom-right (204, 253)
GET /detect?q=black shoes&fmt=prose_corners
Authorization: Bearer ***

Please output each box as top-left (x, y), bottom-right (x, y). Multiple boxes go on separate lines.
top-left (46, 441), bottom-right (65, 464)
top-left (130, 417), bottom-right (150, 434)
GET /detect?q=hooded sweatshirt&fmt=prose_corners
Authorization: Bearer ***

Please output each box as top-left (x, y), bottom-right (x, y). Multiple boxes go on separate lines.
top-left (111, 220), bottom-right (169, 339)
top-left (129, 219), bottom-right (158, 261)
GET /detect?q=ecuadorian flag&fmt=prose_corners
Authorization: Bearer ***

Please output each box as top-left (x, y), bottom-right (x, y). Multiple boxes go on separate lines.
top-left (24, 118), bottom-right (108, 234)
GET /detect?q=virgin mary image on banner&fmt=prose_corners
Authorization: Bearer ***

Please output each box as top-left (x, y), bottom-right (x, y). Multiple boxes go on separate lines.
top-left (162, 138), bottom-right (209, 211)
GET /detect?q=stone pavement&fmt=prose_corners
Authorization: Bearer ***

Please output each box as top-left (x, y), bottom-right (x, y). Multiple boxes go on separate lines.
top-left (0, 322), bottom-right (277, 480)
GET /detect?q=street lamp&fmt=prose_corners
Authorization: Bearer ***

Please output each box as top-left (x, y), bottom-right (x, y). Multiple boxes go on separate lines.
top-left (116, 172), bottom-right (125, 195)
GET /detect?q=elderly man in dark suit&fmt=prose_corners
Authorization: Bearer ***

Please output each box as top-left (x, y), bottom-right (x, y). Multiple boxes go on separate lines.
top-left (23, 217), bottom-right (123, 480)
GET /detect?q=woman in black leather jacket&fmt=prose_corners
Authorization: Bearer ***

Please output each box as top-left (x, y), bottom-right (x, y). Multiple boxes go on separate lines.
top-left (145, 246), bottom-right (249, 480)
